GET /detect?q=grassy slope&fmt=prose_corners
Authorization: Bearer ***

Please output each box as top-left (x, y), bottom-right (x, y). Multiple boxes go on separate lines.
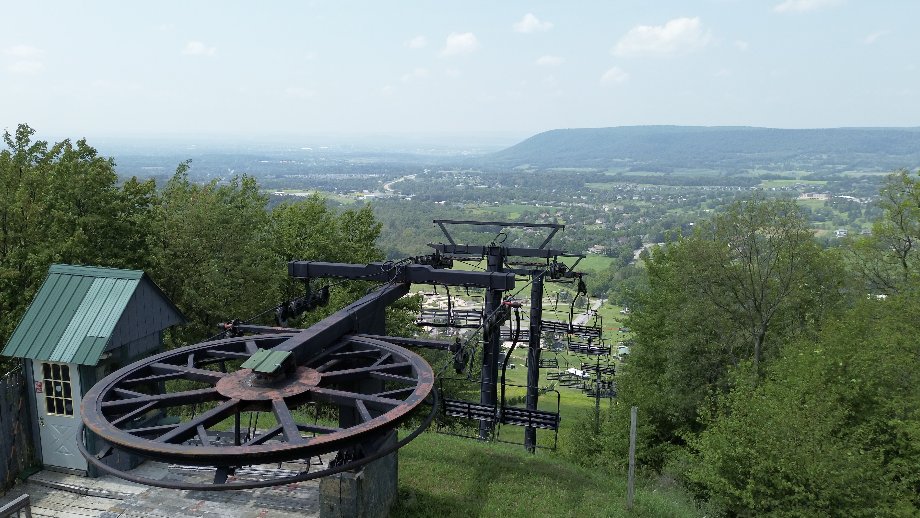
top-left (394, 432), bottom-right (699, 518)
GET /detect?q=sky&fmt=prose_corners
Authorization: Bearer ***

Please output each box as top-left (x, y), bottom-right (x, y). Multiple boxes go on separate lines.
top-left (2, 0), bottom-right (919, 143)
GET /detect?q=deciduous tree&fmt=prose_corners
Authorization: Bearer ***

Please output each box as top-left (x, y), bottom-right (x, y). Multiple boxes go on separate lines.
top-left (848, 169), bottom-right (920, 294)
top-left (0, 124), bottom-right (156, 354)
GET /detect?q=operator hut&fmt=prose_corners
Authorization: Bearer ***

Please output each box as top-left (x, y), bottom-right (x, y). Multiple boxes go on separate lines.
top-left (1, 264), bottom-right (185, 475)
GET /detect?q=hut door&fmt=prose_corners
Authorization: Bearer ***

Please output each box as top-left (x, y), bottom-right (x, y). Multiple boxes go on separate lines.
top-left (32, 361), bottom-right (87, 471)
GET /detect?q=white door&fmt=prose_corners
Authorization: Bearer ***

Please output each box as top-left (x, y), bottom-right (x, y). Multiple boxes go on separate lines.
top-left (32, 361), bottom-right (87, 471)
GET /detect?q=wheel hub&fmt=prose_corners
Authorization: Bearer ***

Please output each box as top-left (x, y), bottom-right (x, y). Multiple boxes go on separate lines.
top-left (215, 366), bottom-right (322, 401)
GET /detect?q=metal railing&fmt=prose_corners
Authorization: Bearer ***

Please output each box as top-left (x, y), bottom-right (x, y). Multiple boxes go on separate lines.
top-left (0, 494), bottom-right (32, 518)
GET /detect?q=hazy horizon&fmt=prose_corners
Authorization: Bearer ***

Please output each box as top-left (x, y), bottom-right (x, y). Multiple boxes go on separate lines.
top-left (3, 1), bottom-right (919, 140)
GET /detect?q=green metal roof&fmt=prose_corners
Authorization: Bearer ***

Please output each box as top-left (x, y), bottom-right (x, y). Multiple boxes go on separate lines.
top-left (2, 264), bottom-right (178, 365)
top-left (241, 349), bottom-right (291, 374)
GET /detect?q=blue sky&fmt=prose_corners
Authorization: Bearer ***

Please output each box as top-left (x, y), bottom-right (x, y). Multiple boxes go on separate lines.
top-left (2, 1), bottom-right (918, 141)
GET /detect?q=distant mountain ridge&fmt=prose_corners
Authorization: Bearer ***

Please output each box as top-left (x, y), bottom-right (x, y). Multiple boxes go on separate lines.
top-left (488, 126), bottom-right (920, 171)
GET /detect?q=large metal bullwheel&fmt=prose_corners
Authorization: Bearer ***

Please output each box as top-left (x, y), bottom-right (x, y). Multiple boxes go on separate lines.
top-left (79, 331), bottom-right (435, 490)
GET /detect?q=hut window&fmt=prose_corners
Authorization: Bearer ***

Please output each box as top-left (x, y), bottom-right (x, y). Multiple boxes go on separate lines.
top-left (41, 362), bottom-right (74, 417)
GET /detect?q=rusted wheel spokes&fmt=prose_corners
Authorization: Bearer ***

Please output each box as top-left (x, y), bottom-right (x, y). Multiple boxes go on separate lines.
top-left (81, 333), bottom-right (434, 469)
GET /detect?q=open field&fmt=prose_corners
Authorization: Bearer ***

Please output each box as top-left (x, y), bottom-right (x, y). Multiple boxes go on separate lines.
top-left (575, 254), bottom-right (616, 272)
top-left (395, 432), bottom-right (700, 518)
top-left (758, 179), bottom-right (827, 188)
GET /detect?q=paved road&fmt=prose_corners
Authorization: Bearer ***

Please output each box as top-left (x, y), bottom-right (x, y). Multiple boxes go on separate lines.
top-left (382, 173), bottom-right (418, 193)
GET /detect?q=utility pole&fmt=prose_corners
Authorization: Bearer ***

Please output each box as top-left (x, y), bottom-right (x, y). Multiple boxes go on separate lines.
top-left (480, 244), bottom-right (504, 440)
top-left (594, 353), bottom-right (602, 433)
top-left (524, 270), bottom-right (544, 452)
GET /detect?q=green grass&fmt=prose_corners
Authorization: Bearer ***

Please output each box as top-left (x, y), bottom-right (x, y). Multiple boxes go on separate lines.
top-left (795, 198), bottom-right (827, 209)
top-left (463, 203), bottom-right (546, 221)
top-left (759, 179), bottom-right (827, 188)
top-left (575, 254), bottom-right (616, 272)
top-left (394, 432), bottom-right (701, 517)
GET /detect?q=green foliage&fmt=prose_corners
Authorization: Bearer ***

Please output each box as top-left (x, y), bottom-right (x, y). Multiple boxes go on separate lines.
top-left (615, 242), bottom-right (740, 468)
top-left (686, 295), bottom-right (920, 516)
top-left (847, 169), bottom-right (920, 294)
top-left (269, 195), bottom-right (382, 264)
top-left (0, 126), bottom-right (395, 357)
top-left (560, 406), bottom-right (626, 470)
top-left (683, 195), bottom-right (841, 371)
top-left (386, 294), bottom-right (422, 338)
top-left (396, 431), bottom-right (701, 518)
top-left (599, 179), bottom-right (920, 516)
top-left (150, 165), bottom-right (278, 343)
top-left (152, 167), bottom-right (392, 344)
top-left (0, 124), bottom-right (156, 364)
top-left (611, 196), bottom-right (847, 471)
top-left (266, 195), bottom-right (391, 330)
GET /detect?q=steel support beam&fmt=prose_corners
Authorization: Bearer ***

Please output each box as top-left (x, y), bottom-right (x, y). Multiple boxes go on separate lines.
top-left (525, 271), bottom-right (544, 453)
top-left (288, 261), bottom-right (515, 291)
top-left (479, 246), bottom-right (503, 440)
top-left (432, 219), bottom-right (563, 229)
top-left (273, 283), bottom-right (408, 364)
top-left (356, 335), bottom-right (453, 351)
top-left (429, 244), bottom-right (569, 260)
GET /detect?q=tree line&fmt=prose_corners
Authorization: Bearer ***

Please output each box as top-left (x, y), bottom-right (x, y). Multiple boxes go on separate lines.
top-left (0, 124), bottom-right (391, 370)
top-left (563, 172), bottom-right (920, 516)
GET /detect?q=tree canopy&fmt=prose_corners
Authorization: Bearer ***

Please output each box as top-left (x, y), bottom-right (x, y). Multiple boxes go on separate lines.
top-left (0, 124), bottom-right (388, 365)
top-left (0, 125), bottom-right (156, 350)
top-left (563, 185), bottom-right (920, 516)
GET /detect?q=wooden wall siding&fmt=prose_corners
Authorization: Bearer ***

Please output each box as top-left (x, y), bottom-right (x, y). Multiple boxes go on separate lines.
top-left (117, 333), bottom-right (161, 365)
top-left (0, 365), bottom-right (37, 490)
top-left (107, 279), bottom-right (183, 352)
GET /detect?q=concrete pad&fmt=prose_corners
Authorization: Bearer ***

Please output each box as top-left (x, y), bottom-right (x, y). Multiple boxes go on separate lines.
top-left (0, 458), bottom-right (328, 518)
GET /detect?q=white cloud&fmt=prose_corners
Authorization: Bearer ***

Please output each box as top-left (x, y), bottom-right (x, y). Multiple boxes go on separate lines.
top-left (444, 68), bottom-right (461, 78)
top-left (864, 31), bottom-right (889, 45)
top-left (3, 45), bottom-right (44, 59)
top-left (381, 85), bottom-right (395, 96)
top-left (401, 67), bottom-right (430, 82)
top-left (285, 87), bottom-right (316, 99)
top-left (155, 23), bottom-right (176, 32)
top-left (3, 45), bottom-right (45, 75)
top-left (405, 36), bottom-right (428, 49)
top-left (773, 0), bottom-right (842, 13)
top-left (7, 61), bottom-right (43, 74)
top-left (613, 17), bottom-right (711, 57)
top-left (734, 40), bottom-right (750, 51)
top-left (441, 32), bottom-right (479, 57)
top-left (600, 66), bottom-right (629, 85)
top-left (715, 68), bottom-right (732, 77)
top-left (181, 40), bottom-right (217, 57)
top-left (513, 13), bottom-right (553, 33)
top-left (536, 55), bottom-right (564, 66)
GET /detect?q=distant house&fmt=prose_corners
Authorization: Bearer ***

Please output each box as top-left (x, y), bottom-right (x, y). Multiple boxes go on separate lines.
top-left (835, 228), bottom-right (848, 238)
top-left (799, 192), bottom-right (829, 201)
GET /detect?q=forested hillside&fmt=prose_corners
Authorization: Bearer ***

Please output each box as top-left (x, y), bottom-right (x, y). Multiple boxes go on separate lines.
top-left (489, 126), bottom-right (920, 171)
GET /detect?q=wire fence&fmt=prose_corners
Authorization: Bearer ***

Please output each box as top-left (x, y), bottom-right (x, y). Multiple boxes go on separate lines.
top-left (0, 363), bottom-right (36, 490)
